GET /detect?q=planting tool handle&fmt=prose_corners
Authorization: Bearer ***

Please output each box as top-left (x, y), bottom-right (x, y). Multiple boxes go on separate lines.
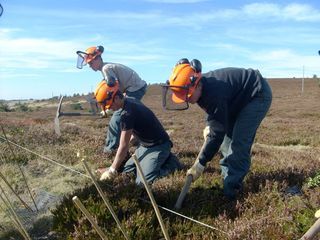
top-left (174, 140), bottom-right (207, 210)
top-left (60, 112), bottom-right (94, 116)
top-left (174, 174), bottom-right (193, 210)
top-left (73, 196), bottom-right (108, 240)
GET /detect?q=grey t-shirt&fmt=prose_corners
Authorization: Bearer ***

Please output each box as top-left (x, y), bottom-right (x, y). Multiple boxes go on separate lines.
top-left (101, 62), bottom-right (146, 93)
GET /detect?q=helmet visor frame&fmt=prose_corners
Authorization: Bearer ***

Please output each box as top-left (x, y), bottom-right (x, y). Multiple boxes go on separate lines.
top-left (76, 51), bottom-right (88, 69)
top-left (161, 83), bottom-right (190, 111)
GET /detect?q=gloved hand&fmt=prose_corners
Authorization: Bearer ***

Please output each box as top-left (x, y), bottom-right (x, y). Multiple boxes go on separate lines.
top-left (105, 109), bottom-right (114, 116)
top-left (203, 126), bottom-right (210, 140)
top-left (186, 161), bottom-right (205, 181)
top-left (100, 110), bottom-right (107, 118)
top-left (99, 166), bottom-right (117, 181)
top-left (100, 109), bottom-right (114, 118)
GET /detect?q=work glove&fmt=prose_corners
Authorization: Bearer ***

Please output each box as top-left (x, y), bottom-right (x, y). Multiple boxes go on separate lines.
top-left (100, 109), bottom-right (114, 118)
top-left (100, 110), bottom-right (107, 118)
top-left (186, 161), bottom-right (205, 181)
top-left (99, 166), bottom-right (117, 181)
top-left (203, 126), bottom-right (210, 140)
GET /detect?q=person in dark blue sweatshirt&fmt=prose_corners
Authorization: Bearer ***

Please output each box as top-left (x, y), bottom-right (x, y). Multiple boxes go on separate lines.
top-left (94, 80), bottom-right (181, 184)
top-left (163, 58), bottom-right (272, 199)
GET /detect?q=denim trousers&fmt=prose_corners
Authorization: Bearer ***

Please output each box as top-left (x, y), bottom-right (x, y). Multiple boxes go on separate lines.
top-left (122, 141), bottom-right (181, 184)
top-left (219, 78), bottom-right (272, 199)
top-left (104, 84), bottom-right (147, 153)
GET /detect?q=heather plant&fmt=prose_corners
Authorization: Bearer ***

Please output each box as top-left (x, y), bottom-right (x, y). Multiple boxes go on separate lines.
top-left (0, 80), bottom-right (319, 239)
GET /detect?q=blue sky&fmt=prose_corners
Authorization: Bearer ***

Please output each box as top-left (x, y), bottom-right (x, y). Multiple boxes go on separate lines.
top-left (1, 0), bottom-right (320, 100)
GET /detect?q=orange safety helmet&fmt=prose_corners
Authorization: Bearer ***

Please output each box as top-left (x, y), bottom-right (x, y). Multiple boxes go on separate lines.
top-left (168, 60), bottom-right (202, 103)
top-left (84, 46), bottom-right (104, 63)
top-left (94, 80), bottom-right (119, 109)
top-left (76, 45), bottom-right (104, 69)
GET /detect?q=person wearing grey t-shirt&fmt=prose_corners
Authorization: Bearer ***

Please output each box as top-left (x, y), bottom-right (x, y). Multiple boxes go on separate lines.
top-left (77, 45), bottom-right (147, 154)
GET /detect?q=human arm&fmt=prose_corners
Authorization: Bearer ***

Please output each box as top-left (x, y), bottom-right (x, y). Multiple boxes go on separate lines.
top-left (102, 65), bottom-right (118, 87)
top-left (111, 129), bottom-right (132, 170)
top-left (100, 129), bottom-right (132, 181)
top-left (187, 116), bottom-right (225, 181)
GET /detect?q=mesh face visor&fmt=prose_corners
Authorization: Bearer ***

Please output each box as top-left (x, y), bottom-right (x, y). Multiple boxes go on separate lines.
top-left (76, 51), bottom-right (88, 69)
top-left (162, 83), bottom-right (189, 111)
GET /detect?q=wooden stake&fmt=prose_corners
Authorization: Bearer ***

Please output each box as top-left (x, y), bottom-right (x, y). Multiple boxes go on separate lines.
top-left (132, 154), bottom-right (170, 240)
top-left (0, 186), bottom-right (32, 240)
top-left (0, 171), bottom-right (33, 212)
top-left (0, 192), bottom-right (29, 239)
top-left (81, 159), bottom-right (129, 240)
top-left (72, 196), bottom-right (108, 240)
top-left (300, 217), bottom-right (320, 240)
top-left (1, 125), bottom-right (38, 212)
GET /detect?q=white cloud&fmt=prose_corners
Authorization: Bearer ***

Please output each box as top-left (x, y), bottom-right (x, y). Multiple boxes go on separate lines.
top-left (283, 3), bottom-right (320, 21)
top-left (243, 3), bottom-right (280, 17)
top-left (242, 3), bottom-right (320, 22)
top-left (249, 49), bottom-right (320, 77)
top-left (0, 29), bottom-right (79, 72)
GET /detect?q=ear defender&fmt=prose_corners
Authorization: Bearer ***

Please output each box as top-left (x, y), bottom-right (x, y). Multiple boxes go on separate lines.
top-left (190, 59), bottom-right (202, 86)
top-left (96, 45), bottom-right (104, 54)
top-left (106, 75), bottom-right (116, 87)
top-left (176, 58), bottom-right (190, 66)
top-left (190, 75), bottom-right (197, 86)
top-left (190, 59), bottom-right (202, 73)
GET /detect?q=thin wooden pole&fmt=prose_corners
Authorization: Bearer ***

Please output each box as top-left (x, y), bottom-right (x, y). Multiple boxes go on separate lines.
top-left (1, 125), bottom-right (38, 212)
top-left (0, 171), bottom-right (33, 212)
top-left (0, 185), bottom-right (32, 240)
top-left (132, 154), bottom-right (170, 240)
top-left (81, 159), bottom-right (129, 240)
top-left (300, 218), bottom-right (320, 240)
top-left (72, 196), bottom-right (108, 240)
top-left (0, 192), bottom-right (28, 239)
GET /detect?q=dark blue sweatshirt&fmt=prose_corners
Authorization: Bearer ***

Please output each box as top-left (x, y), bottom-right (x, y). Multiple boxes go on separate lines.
top-left (197, 67), bottom-right (263, 165)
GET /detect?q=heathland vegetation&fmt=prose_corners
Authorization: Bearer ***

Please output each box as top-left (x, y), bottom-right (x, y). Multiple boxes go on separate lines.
top-left (0, 78), bottom-right (319, 239)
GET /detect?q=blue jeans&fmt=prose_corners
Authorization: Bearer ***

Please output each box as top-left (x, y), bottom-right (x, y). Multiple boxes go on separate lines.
top-left (219, 78), bottom-right (272, 199)
top-left (104, 84), bottom-right (147, 153)
top-left (122, 141), bottom-right (181, 184)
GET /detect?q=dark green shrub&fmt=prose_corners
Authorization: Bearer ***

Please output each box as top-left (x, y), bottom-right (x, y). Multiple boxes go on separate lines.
top-left (15, 102), bottom-right (32, 112)
top-left (71, 103), bottom-right (83, 110)
top-left (0, 102), bottom-right (11, 112)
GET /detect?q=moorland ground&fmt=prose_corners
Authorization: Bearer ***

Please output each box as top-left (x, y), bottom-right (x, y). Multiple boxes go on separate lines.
top-left (0, 78), bottom-right (319, 239)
